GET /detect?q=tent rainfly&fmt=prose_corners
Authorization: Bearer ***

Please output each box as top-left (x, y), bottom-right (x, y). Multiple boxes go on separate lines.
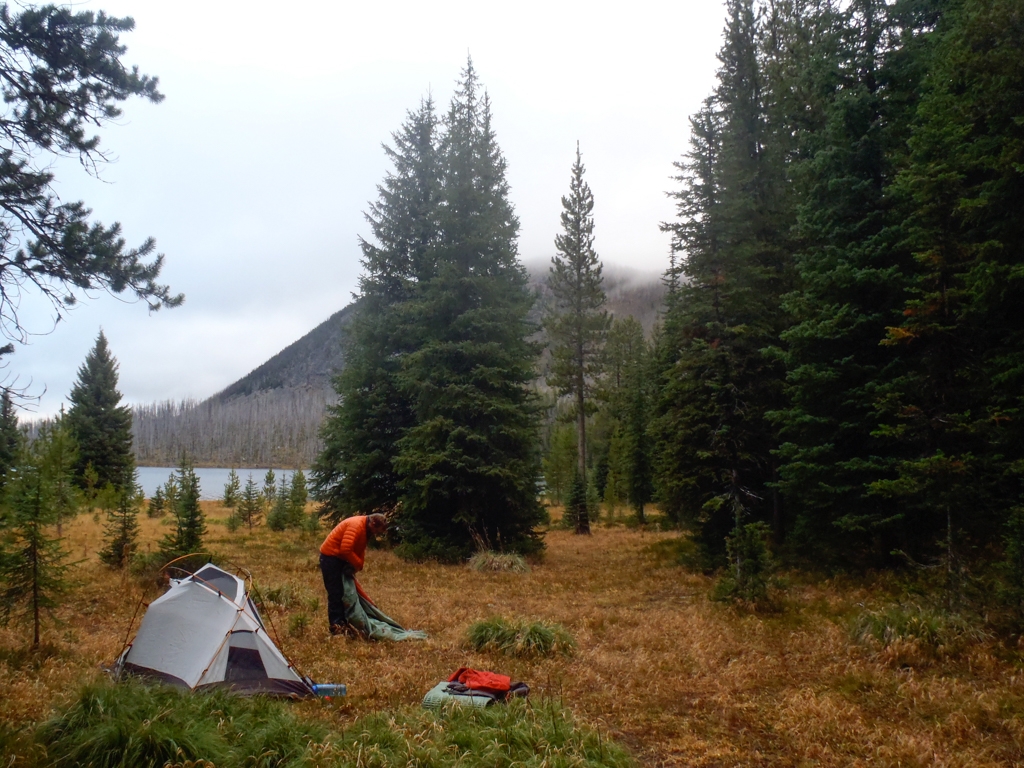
top-left (115, 563), bottom-right (314, 698)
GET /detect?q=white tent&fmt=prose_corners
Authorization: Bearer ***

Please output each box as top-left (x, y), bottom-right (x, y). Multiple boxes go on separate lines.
top-left (116, 563), bottom-right (313, 698)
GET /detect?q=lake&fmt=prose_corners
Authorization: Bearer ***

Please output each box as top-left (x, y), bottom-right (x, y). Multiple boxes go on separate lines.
top-left (137, 467), bottom-right (301, 501)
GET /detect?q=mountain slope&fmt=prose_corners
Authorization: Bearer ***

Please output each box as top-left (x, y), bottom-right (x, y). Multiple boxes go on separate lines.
top-left (133, 266), bottom-right (665, 467)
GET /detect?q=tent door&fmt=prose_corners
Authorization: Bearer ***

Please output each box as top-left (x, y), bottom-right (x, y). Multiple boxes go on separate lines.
top-left (225, 631), bottom-right (268, 682)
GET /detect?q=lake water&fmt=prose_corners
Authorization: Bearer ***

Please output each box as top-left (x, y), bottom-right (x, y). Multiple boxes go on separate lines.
top-left (137, 467), bottom-right (301, 501)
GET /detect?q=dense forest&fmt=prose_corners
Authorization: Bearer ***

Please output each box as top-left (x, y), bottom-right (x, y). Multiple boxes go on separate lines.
top-left (648, 0), bottom-right (1023, 573)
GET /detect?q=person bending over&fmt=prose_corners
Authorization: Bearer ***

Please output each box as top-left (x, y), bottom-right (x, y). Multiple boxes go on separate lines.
top-left (318, 513), bottom-right (426, 641)
top-left (319, 513), bottom-right (386, 633)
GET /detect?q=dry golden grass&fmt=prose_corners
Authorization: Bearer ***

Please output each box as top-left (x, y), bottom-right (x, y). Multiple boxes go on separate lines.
top-left (2, 503), bottom-right (1024, 766)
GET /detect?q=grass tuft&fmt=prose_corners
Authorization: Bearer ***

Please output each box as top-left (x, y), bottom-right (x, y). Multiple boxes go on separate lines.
top-left (310, 697), bottom-right (633, 767)
top-left (37, 678), bottom-right (326, 768)
top-left (851, 602), bottom-right (990, 662)
top-left (35, 680), bottom-right (630, 768)
top-left (466, 616), bottom-right (576, 658)
top-left (467, 551), bottom-right (531, 573)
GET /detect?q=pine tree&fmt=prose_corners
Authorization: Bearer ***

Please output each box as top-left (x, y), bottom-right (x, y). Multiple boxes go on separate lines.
top-left (0, 437), bottom-right (71, 647)
top-left (237, 474), bottom-right (263, 531)
top-left (312, 97), bottom-right (439, 523)
top-left (160, 457), bottom-right (205, 559)
top-left (66, 331), bottom-right (134, 492)
top-left (222, 468), bottom-right (240, 508)
top-left (162, 474), bottom-right (179, 521)
top-left (40, 408), bottom-right (79, 537)
top-left (393, 59), bottom-right (544, 558)
top-left (99, 467), bottom-right (142, 568)
top-left (542, 424), bottom-right (577, 506)
top-left (146, 485), bottom-right (165, 518)
top-left (287, 469), bottom-right (308, 528)
top-left (262, 469), bottom-right (276, 515)
top-left (0, 5), bottom-right (180, 349)
top-left (545, 144), bottom-right (610, 535)
top-left (267, 481), bottom-right (290, 532)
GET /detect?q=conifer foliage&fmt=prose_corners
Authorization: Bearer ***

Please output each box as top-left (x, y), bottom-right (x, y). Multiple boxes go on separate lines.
top-left (66, 332), bottom-right (134, 493)
top-left (651, 0), bottom-right (1024, 577)
top-left (0, 433), bottom-right (73, 647)
top-left (545, 144), bottom-right (609, 535)
top-left (99, 468), bottom-right (142, 569)
top-left (160, 458), bottom-right (205, 560)
top-left (314, 59), bottom-right (543, 559)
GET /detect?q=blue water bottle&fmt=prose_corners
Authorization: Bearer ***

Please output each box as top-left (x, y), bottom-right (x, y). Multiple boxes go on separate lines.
top-left (312, 683), bottom-right (347, 698)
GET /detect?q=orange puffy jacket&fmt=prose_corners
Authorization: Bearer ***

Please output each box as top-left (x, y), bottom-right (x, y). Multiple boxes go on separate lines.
top-left (320, 515), bottom-right (368, 571)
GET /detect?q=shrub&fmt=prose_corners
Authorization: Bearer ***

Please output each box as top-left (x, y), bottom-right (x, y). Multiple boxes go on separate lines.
top-left (288, 612), bottom-right (309, 637)
top-left (467, 551), bottom-right (530, 573)
top-left (37, 678), bottom-right (326, 768)
top-left (712, 522), bottom-right (778, 607)
top-left (466, 616), bottom-right (575, 658)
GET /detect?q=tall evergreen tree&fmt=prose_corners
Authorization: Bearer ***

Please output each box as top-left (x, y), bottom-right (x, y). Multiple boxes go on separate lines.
top-left (0, 435), bottom-right (72, 647)
top-left (869, 0), bottom-right (1024, 569)
top-left (66, 331), bottom-right (134, 492)
top-left (312, 98), bottom-right (440, 523)
top-left (545, 144), bottom-right (610, 535)
top-left (771, 0), bottom-right (946, 561)
top-left (655, 0), bottom-right (793, 558)
top-left (393, 59), bottom-right (544, 558)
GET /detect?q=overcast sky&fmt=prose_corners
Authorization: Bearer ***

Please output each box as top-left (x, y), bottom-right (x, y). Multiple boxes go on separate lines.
top-left (10, 0), bottom-right (726, 418)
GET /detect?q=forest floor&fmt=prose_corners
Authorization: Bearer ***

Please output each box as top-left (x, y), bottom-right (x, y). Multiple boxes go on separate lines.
top-left (2, 505), bottom-right (1023, 767)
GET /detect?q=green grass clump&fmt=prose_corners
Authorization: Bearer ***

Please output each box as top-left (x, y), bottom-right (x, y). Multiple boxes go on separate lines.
top-left (467, 616), bottom-right (575, 658)
top-left (35, 680), bottom-right (632, 768)
top-left (468, 551), bottom-right (530, 573)
top-left (312, 697), bottom-right (633, 767)
top-left (37, 679), bottom-right (326, 768)
top-left (851, 602), bottom-right (989, 654)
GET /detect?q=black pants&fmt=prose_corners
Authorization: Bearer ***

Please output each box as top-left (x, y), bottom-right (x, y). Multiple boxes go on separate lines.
top-left (319, 554), bottom-right (354, 629)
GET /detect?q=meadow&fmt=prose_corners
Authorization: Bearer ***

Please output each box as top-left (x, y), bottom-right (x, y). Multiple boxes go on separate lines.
top-left (1, 505), bottom-right (1023, 766)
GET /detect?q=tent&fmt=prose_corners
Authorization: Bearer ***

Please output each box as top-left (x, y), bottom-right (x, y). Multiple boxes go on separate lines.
top-left (115, 563), bottom-right (313, 698)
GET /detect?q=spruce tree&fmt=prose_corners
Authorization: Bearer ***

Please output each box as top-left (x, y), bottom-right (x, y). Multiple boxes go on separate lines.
top-left (99, 467), bottom-right (142, 568)
top-left (287, 469), bottom-right (308, 528)
top-left (868, 0), bottom-right (1024, 570)
top-left (262, 468), bottom-right (277, 520)
top-left (771, 0), bottom-right (947, 561)
top-left (146, 485), bottom-right (165, 518)
top-left (160, 457), bottom-right (205, 559)
top-left (545, 144), bottom-right (610, 535)
top-left (41, 408), bottom-right (79, 537)
top-left (0, 436), bottom-right (72, 647)
top-left (394, 59), bottom-right (543, 558)
top-left (0, 390), bottom-right (20, 489)
top-left (66, 331), bottom-right (134, 492)
top-left (312, 98), bottom-right (439, 523)
top-left (222, 468), bottom-right (240, 508)
top-left (654, 0), bottom-right (796, 560)
top-left (238, 474), bottom-right (263, 531)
